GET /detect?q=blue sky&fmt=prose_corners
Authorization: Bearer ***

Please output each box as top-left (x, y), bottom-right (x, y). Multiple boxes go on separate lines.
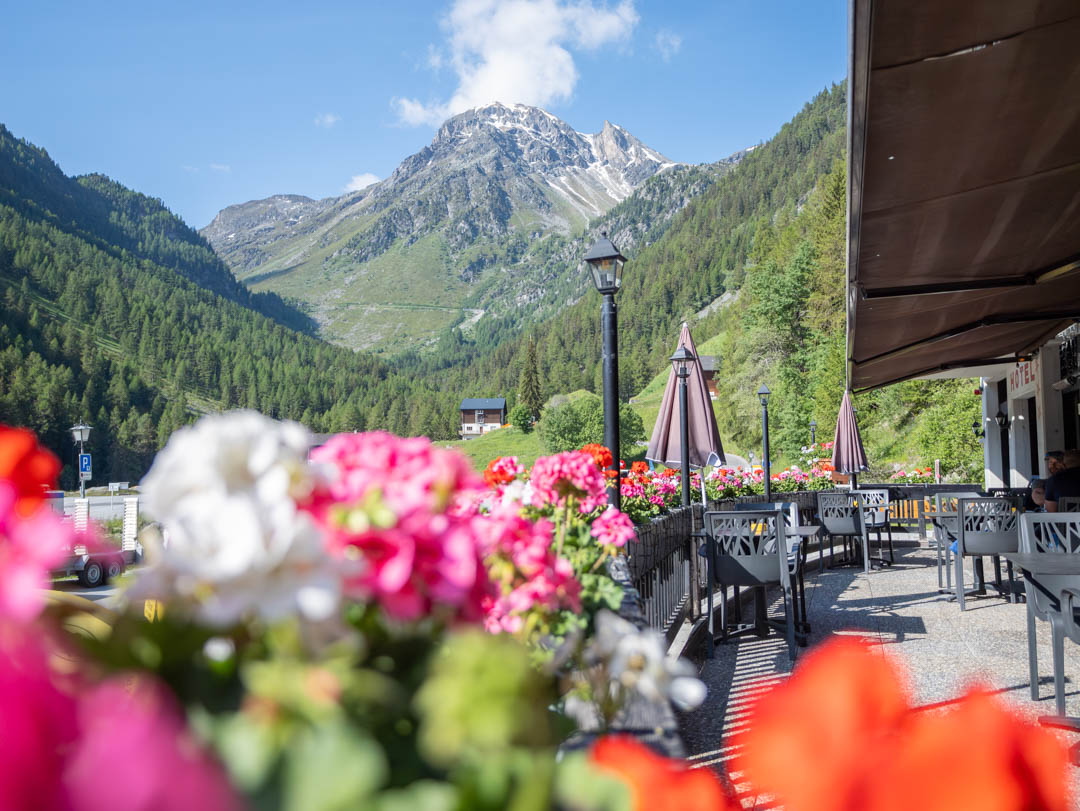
top-left (3, 1), bottom-right (846, 229)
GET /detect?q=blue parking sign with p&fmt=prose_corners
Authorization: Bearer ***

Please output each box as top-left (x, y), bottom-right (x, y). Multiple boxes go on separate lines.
top-left (79, 453), bottom-right (92, 479)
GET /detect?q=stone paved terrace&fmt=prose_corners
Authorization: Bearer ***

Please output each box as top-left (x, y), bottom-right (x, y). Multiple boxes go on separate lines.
top-left (680, 535), bottom-right (1080, 808)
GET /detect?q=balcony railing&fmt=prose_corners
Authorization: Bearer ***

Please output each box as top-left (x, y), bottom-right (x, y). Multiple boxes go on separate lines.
top-left (628, 484), bottom-right (982, 635)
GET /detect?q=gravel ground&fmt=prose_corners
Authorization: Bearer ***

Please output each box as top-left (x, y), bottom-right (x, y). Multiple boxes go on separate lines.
top-left (680, 536), bottom-right (1080, 808)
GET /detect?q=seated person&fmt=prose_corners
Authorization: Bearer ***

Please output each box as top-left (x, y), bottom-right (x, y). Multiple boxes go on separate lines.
top-left (1025, 478), bottom-right (1046, 512)
top-left (1045, 450), bottom-right (1080, 512)
top-left (1046, 450), bottom-right (1067, 477)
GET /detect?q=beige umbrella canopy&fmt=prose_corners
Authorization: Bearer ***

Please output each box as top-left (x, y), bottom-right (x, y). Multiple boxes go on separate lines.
top-left (832, 390), bottom-right (869, 475)
top-left (646, 323), bottom-right (725, 469)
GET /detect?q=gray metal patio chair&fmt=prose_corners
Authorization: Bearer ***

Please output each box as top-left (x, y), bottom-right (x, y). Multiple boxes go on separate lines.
top-left (953, 497), bottom-right (1019, 611)
top-left (817, 492), bottom-right (871, 573)
top-left (930, 491), bottom-right (982, 593)
top-left (703, 509), bottom-right (798, 662)
top-left (730, 501), bottom-right (808, 634)
top-left (1058, 497), bottom-right (1080, 512)
top-left (1019, 513), bottom-right (1080, 713)
top-left (856, 488), bottom-right (895, 565)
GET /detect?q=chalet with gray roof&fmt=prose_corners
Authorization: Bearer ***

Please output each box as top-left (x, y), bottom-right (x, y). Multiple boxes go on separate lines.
top-left (699, 356), bottom-right (719, 400)
top-left (459, 397), bottom-right (507, 439)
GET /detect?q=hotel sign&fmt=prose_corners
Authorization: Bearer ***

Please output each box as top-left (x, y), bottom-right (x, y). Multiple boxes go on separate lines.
top-left (1008, 357), bottom-right (1039, 397)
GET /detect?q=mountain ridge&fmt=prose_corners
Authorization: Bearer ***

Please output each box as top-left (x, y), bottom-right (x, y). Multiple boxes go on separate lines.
top-left (202, 103), bottom-right (740, 353)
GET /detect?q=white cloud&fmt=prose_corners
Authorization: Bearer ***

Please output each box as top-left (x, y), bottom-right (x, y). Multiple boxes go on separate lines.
top-left (654, 29), bottom-right (681, 61)
top-left (182, 165), bottom-right (199, 173)
top-left (393, 0), bottom-right (639, 127)
top-left (345, 172), bottom-right (380, 192)
top-left (209, 163), bottom-right (231, 173)
top-left (427, 44), bottom-right (445, 71)
top-left (314, 112), bottom-right (341, 128)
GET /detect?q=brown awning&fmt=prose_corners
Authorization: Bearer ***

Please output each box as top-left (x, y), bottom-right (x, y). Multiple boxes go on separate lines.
top-left (846, 0), bottom-right (1080, 391)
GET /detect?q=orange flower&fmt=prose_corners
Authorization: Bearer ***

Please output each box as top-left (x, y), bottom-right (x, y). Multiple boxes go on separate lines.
top-left (738, 638), bottom-right (1070, 811)
top-left (0, 425), bottom-right (61, 516)
top-left (580, 444), bottom-right (614, 470)
top-left (482, 456), bottom-right (519, 488)
top-left (631, 461), bottom-right (649, 475)
top-left (590, 736), bottom-right (736, 810)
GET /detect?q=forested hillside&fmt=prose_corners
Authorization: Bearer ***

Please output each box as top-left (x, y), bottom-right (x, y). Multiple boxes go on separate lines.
top-left (406, 84), bottom-right (848, 404)
top-left (405, 82), bottom-right (980, 476)
top-left (710, 160), bottom-right (981, 476)
top-left (0, 127), bottom-right (466, 486)
top-left (0, 82), bottom-right (980, 485)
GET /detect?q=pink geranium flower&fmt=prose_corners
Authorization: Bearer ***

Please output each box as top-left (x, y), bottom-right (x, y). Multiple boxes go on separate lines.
top-left (0, 483), bottom-right (76, 621)
top-left (529, 451), bottom-right (608, 514)
top-left (477, 505), bottom-right (581, 635)
top-left (304, 432), bottom-right (492, 622)
top-left (67, 678), bottom-right (240, 811)
top-left (591, 506), bottom-right (637, 548)
top-left (0, 627), bottom-right (240, 811)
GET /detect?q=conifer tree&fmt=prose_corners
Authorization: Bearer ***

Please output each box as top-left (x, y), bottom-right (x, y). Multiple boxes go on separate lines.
top-left (517, 340), bottom-right (543, 418)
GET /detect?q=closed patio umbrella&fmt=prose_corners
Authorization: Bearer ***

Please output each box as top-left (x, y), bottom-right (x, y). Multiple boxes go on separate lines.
top-left (646, 323), bottom-right (725, 470)
top-left (832, 389), bottom-right (869, 485)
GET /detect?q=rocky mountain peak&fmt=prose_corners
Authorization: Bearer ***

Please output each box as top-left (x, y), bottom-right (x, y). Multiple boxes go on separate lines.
top-left (423, 102), bottom-right (677, 219)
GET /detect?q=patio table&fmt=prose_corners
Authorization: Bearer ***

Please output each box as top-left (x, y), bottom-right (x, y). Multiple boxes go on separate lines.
top-left (1003, 552), bottom-right (1080, 765)
top-left (789, 525), bottom-right (820, 632)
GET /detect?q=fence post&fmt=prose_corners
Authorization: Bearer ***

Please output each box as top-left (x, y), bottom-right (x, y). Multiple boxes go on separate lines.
top-left (688, 507), bottom-right (700, 620)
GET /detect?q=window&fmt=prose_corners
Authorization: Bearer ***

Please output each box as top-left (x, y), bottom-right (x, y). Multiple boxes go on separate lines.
top-left (477, 410), bottom-right (486, 424)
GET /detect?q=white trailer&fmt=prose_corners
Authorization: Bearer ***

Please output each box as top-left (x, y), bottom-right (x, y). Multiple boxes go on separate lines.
top-left (52, 496), bottom-right (140, 587)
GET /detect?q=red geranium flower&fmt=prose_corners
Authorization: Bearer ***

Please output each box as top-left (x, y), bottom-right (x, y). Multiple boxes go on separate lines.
top-left (0, 425), bottom-right (61, 516)
top-left (483, 456), bottom-right (522, 488)
top-left (591, 736), bottom-right (736, 810)
top-left (631, 461), bottom-right (649, 475)
top-left (579, 443), bottom-right (614, 470)
top-left (738, 637), bottom-right (1070, 811)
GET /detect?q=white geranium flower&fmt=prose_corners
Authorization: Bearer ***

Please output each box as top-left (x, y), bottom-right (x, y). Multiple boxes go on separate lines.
top-left (500, 479), bottom-right (534, 508)
top-left (589, 610), bottom-right (707, 711)
top-left (133, 411), bottom-right (342, 627)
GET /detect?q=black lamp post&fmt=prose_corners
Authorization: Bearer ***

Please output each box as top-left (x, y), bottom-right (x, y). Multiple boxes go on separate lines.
top-left (584, 232), bottom-right (626, 508)
top-left (810, 418), bottom-right (817, 446)
top-left (670, 345), bottom-right (696, 508)
top-left (758, 385), bottom-right (771, 501)
top-left (70, 420), bottom-right (91, 499)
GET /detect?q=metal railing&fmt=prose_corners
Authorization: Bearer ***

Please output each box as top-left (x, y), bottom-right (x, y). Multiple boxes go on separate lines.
top-left (626, 505), bottom-right (700, 640)
top-left (627, 484), bottom-right (985, 635)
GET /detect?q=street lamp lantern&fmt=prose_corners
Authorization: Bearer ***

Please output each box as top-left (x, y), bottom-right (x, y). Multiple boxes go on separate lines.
top-left (669, 345), bottom-right (696, 509)
top-left (757, 384), bottom-right (771, 407)
top-left (669, 345), bottom-right (696, 375)
top-left (584, 232), bottom-right (626, 294)
top-left (70, 420), bottom-right (92, 499)
top-left (809, 418), bottom-right (817, 445)
top-left (585, 232), bottom-right (626, 507)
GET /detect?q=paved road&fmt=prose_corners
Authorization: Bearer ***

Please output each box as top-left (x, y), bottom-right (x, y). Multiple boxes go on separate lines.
top-left (51, 577), bottom-right (121, 605)
top-left (721, 454), bottom-right (749, 470)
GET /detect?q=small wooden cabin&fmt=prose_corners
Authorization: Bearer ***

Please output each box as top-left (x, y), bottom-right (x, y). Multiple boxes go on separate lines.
top-left (460, 397), bottom-right (507, 439)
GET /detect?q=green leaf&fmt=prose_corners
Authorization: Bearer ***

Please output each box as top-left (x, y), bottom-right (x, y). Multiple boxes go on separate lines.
top-left (372, 781), bottom-right (458, 811)
top-left (283, 722), bottom-right (387, 811)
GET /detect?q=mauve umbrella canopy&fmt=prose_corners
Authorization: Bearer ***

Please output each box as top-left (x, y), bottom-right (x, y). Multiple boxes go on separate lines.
top-left (646, 324), bottom-right (725, 469)
top-left (832, 390), bottom-right (869, 474)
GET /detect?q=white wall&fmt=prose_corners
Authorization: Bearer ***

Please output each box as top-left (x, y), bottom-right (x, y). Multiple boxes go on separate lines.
top-left (981, 376), bottom-right (1007, 489)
